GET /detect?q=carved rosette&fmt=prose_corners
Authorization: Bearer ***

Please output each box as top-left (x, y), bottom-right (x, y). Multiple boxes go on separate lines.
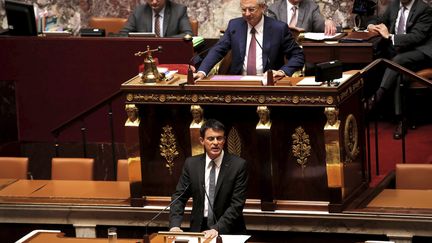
top-left (344, 114), bottom-right (359, 163)
top-left (227, 127), bottom-right (242, 157)
top-left (292, 126), bottom-right (311, 170)
top-left (159, 125), bottom-right (179, 175)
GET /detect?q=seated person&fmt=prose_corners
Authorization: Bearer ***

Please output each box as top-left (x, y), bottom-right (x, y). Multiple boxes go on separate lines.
top-left (121, 0), bottom-right (193, 37)
top-left (194, 0), bottom-right (305, 80)
top-left (267, 0), bottom-right (337, 36)
top-left (366, 0), bottom-right (432, 139)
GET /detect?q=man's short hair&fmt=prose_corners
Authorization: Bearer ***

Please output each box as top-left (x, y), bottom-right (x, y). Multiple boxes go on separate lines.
top-left (200, 119), bottom-right (226, 137)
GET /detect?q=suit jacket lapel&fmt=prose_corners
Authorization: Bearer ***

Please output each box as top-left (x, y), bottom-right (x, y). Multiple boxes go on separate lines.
top-left (199, 155), bottom-right (206, 199)
top-left (263, 17), bottom-right (272, 71)
top-left (215, 154), bottom-right (231, 198)
top-left (406, 0), bottom-right (418, 31)
top-left (144, 5), bottom-right (153, 32)
top-left (239, 21), bottom-right (248, 64)
top-left (163, 3), bottom-right (171, 36)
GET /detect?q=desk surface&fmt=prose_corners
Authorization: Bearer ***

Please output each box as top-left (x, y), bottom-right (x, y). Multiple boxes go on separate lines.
top-left (22, 232), bottom-right (214, 243)
top-left (0, 180), bottom-right (130, 206)
top-left (367, 189), bottom-right (432, 209)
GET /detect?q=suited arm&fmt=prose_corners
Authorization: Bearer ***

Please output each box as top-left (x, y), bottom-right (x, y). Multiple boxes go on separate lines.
top-left (197, 24), bottom-right (233, 75)
top-left (169, 162), bottom-right (192, 228)
top-left (121, 10), bottom-right (140, 33)
top-left (394, 7), bottom-right (432, 48)
top-left (309, 4), bottom-right (326, 32)
top-left (167, 6), bottom-right (193, 38)
top-left (279, 26), bottom-right (305, 76)
top-left (212, 159), bottom-right (248, 234)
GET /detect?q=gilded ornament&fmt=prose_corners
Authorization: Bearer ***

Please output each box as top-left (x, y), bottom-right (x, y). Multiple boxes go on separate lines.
top-left (126, 93), bottom-right (134, 102)
top-left (326, 96), bottom-right (334, 105)
top-left (344, 114), bottom-right (359, 163)
top-left (293, 96), bottom-right (300, 104)
top-left (227, 127), bottom-right (242, 157)
top-left (159, 94), bottom-right (166, 102)
top-left (258, 95), bottom-right (266, 104)
top-left (191, 94), bottom-right (199, 102)
top-left (225, 95), bottom-right (232, 103)
top-left (292, 126), bottom-right (311, 169)
top-left (159, 125), bottom-right (179, 175)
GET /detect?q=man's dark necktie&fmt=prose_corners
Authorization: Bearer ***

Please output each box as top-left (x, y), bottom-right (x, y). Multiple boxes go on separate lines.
top-left (246, 28), bottom-right (257, 75)
top-left (155, 13), bottom-right (161, 37)
top-left (396, 7), bottom-right (406, 35)
top-left (289, 6), bottom-right (297, 27)
top-left (207, 160), bottom-right (216, 226)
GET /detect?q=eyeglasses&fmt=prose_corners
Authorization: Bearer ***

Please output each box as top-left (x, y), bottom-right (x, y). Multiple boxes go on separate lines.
top-left (241, 7), bottom-right (259, 14)
top-left (205, 136), bottom-right (225, 142)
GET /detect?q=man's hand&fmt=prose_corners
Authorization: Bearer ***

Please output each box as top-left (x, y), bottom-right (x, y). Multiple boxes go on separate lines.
top-left (272, 70), bottom-right (286, 78)
top-left (169, 227), bottom-right (183, 232)
top-left (324, 19), bottom-right (337, 36)
top-left (194, 72), bottom-right (206, 81)
top-left (203, 229), bottom-right (218, 239)
top-left (375, 23), bottom-right (390, 39)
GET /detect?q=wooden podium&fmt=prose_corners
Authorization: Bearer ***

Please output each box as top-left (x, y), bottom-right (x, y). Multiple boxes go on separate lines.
top-left (120, 72), bottom-right (367, 213)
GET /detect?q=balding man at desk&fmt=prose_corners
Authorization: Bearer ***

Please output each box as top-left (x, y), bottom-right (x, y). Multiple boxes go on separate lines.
top-left (194, 0), bottom-right (305, 80)
top-left (121, 0), bottom-right (193, 37)
top-left (267, 0), bottom-right (337, 36)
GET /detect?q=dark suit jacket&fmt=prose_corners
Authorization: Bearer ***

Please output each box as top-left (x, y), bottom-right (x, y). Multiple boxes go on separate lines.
top-left (268, 0), bottom-right (326, 32)
top-left (198, 16), bottom-right (305, 76)
top-left (121, 1), bottom-right (193, 37)
top-left (169, 153), bottom-right (248, 234)
top-left (369, 0), bottom-right (432, 58)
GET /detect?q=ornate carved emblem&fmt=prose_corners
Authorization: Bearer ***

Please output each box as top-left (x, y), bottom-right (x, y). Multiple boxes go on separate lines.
top-left (292, 126), bottom-right (311, 169)
top-left (344, 114), bottom-right (359, 163)
top-left (126, 93), bottom-right (134, 102)
top-left (227, 127), bottom-right (242, 157)
top-left (159, 125), bottom-right (179, 175)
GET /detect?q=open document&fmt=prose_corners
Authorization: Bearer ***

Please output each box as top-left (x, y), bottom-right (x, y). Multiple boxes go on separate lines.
top-left (303, 32), bottom-right (345, 41)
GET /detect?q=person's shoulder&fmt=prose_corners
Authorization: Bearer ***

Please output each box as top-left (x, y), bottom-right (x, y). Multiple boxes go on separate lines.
top-left (225, 153), bottom-right (247, 164)
top-left (269, 0), bottom-right (284, 7)
top-left (265, 16), bottom-right (288, 28)
top-left (186, 154), bottom-right (205, 163)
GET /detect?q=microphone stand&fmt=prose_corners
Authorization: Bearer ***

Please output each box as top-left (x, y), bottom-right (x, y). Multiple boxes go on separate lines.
top-left (143, 183), bottom-right (190, 243)
top-left (202, 185), bottom-right (223, 243)
top-left (252, 34), bottom-right (274, 86)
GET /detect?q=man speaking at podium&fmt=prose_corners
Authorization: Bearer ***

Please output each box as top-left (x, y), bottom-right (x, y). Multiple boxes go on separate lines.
top-left (169, 119), bottom-right (248, 239)
top-left (194, 0), bottom-right (305, 80)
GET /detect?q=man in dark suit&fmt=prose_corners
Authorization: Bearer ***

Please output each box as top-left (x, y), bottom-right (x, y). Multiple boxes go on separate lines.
top-left (169, 119), bottom-right (248, 239)
top-left (121, 0), bottom-right (193, 37)
top-left (367, 0), bottom-right (432, 139)
top-left (194, 0), bottom-right (305, 80)
top-left (267, 0), bottom-right (337, 35)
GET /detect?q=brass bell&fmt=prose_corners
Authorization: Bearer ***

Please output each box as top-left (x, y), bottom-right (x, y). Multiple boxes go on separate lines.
top-left (135, 45), bottom-right (162, 83)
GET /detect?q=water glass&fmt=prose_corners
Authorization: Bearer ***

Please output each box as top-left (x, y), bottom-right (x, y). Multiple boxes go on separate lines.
top-left (108, 227), bottom-right (117, 243)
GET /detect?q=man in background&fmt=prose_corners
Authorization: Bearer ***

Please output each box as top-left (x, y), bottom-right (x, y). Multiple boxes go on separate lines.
top-left (366, 0), bottom-right (432, 139)
top-left (169, 119), bottom-right (248, 239)
top-left (195, 0), bottom-right (304, 80)
top-left (267, 0), bottom-right (337, 35)
top-left (121, 0), bottom-right (193, 37)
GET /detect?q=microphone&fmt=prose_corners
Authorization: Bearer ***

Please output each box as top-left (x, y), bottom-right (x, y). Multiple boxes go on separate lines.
top-left (187, 45), bottom-right (214, 84)
top-left (251, 33), bottom-right (274, 85)
top-left (143, 183), bottom-right (190, 243)
top-left (202, 184), bottom-right (223, 243)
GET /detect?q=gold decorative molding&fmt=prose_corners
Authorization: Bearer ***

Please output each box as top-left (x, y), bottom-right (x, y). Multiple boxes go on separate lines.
top-left (292, 126), bottom-right (311, 170)
top-left (159, 125), bottom-right (179, 175)
top-left (344, 114), bottom-right (359, 163)
top-left (126, 93), bottom-right (334, 106)
top-left (227, 127), bottom-right (242, 157)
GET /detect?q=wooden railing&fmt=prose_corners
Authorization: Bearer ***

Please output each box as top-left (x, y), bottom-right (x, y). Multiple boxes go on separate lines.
top-left (50, 90), bottom-right (123, 180)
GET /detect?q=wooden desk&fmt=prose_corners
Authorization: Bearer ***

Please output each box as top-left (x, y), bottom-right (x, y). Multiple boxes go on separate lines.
top-left (302, 42), bottom-right (375, 64)
top-left (0, 180), bottom-right (130, 206)
top-left (0, 179), bottom-right (17, 190)
top-left (122, 71), bottom-right (367, 213)
top-left (20, 231), bottom-right (142, 243)
top-left (367, 189), bottom-right (432, 209)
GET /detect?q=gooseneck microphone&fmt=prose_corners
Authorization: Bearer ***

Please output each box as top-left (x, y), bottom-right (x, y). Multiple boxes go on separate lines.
top-left (143, 183), bottom-right (190, 243)
top-left (202, 184), bottom-right (223, 243)
top-left (187, 45), bottom-right (214, 84)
